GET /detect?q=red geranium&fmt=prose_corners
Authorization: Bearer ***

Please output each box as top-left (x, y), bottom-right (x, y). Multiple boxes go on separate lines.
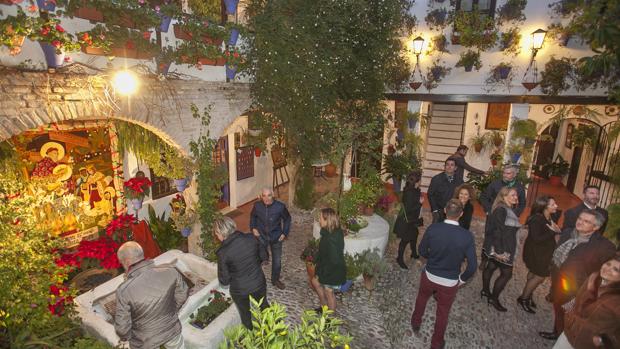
top-left (55, 24), bottom-right (65, 33)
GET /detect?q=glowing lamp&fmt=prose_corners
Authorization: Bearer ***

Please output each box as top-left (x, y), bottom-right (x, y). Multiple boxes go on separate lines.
top-left (112, 70), bottom-right (139, 95)
top-left (412, 36), bottom-right (424, 56)
top-left (531, 28), bottom-right (547, 51)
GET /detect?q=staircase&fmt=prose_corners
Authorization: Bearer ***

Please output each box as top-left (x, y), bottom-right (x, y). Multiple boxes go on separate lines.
top-left (421, 103), bottom-right (466, 192)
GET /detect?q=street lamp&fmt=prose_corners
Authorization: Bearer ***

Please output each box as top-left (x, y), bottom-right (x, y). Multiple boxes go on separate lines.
top-left (531, 28), bottom-right (547, 57)
top-left (412, 36), bottom-right (425, 57)
top-left (409, 36), bottom-right (425, 91)
top-left (522, 29), bottom-right (547, 91)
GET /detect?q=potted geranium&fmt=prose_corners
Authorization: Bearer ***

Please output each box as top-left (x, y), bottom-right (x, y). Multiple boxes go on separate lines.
top-left (77, 24), bottom-right (112, 55)
top-left (224, 47), bottom-right (243, 80)
top-left (489, 131), bottom-right (504, 147)
top-left (189, 290), bottom-right (232, 329)
top-left (455, 49), bottom-right (482, 72)
top-left (300, 238), bottom-right (319, 278)
top-left (424, 60), bottom-right (451, 91)
top-left (123, 176), bottom-right (152, 210)
top-left (543, 155), bottom-right (570, 186)
top-left (0, 8), bottom-right (42, 56)
top-left (358, 248), bottom-right (388, 291)
top-left (28, 18), bottom-right (80, 68)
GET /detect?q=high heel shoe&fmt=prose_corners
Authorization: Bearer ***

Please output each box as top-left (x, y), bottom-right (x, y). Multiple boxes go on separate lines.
top-left (529, 298), bottom-right (537, 309)
top-left (488, 297), bottom-right (507, 312)
top-left (517, 297), bottom-right (536, 314)
top-left (480, 290), bottom-right (491, 300)
top-left (396, 257), bottom-right (408, 270)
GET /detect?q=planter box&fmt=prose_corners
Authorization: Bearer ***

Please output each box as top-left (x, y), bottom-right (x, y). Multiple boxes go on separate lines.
top-left (81, 45), bottom-right (107, 56)
top-left (75, 250), bottom-right (240, 349)
top-left (203, 35), bottom-right (223, 46)
top-left (135, 50), bottom-right (155, 60)
top-left (216, 57), bottom-right (226, 66)
top-left (74, 6), bottom-right (104, 22)
top-left (198, 57), bottom-right (217, 65)
top-left (110, 47), bottom-right (138, 59)
top-left (174, 24), bottom-right (193, 40)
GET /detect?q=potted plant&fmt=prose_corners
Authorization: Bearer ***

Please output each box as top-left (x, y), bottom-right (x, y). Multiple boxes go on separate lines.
top-left (424, 8), bottom-right (449, 30)
top-left (77, 24), bottom-right (112, 55)
top-left (571, 124), bottom-right (599, 150)
top-left (64, 0), bottom-right (104, 22)
top-left (494, 62), bottom-right (513, 80)
top-left (424, 60), bottom-right (451, 91)
top-left (152, 0), bottom-right (182, 33)
top-left (540, 56), bottom-right (575, 96)
top-left (496, 0), bottom-right (527, 25)
top-left (167, 154), bottom-right (194, 192)
top-left (382, 153), bottom-right (412, 192)
top-left (189, 289), bottom-right (232, 329)
top-left (484, 62), bottom-right (515, 92)
top-left (354, 172), bottom-right (383, 216)
top-left (499, 28), bottom-right (521, 56)
top-left (0, 8), bottom-right (42, 56)
top-left (452, 9), bottom-right (498, 50)
top-left (455, 49), bottom-right (482, 72)
top-left (176, 40), bottom-right (225, 67)
top-left (547, 23), bottom-right (573, 47)
top-left (223, 0), bottom-right (239, 14)
top-left (123, 176), bottom-right (152, 210)
top-left (225, 22), bottom-right (244, 46)
top-left (28, 18), bottom-right (80, 68)
top-left (358, 248), bottom-right (388, 291)
top-left (489, 130), bottom-right (504, 147)
top-left (543, 155), bottom-right (570, 186)
top-left (469, 133), bottom-right (487, 153)
top-left (300, 238), bottom-right (319, 278)
top-left (170, 207), bottom-right (197, 237)
top-left (490, 150), bottom-right (503, 167)
top-left (225, 46), bottom-right (244, 80)
top-left (431, 33), bottom-right (449, 53)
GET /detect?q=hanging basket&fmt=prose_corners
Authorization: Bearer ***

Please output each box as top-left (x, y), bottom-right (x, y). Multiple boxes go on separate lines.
top-left (522, 82), bottom-right (539, 91)
top-left (224, 0), bottom-right (239, 14)
top-left (131, 198), bottom-right (143, 210)
top-left (39, 42), bottom-right (65, 68)
top-left (409, 81), bottom-right (422, 90)
top-left (496, 66), bottom-right (512, 80)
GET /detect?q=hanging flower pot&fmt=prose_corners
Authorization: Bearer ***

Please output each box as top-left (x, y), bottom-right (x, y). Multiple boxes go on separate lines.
top-left (131, 198), bottom-right (143, 210)
top-left (474, 143), bottom-right (483, 152)
top-left (409, 81), bottom-right (422, 90)
top-left (228, 28), bottom-right (240, 46)
top-left (225, 64), bottom-right (237, 80)
top-left (431, 67), bottom-right (443, 80)
top-left (36, 0), bottom-right (56, 12)
top-left (158, 15), bottom-right (172, 33)
top-left (180, 226), bottom-right (192, 237)
top-left (522, 82), bottom-right (539, 91)
top-left (174, 178), bottom-right (189, 192)
top-left (497, 66), bottom-right (512, 80)
top-left (254, 147), bottom-right (262, 157)
top-left (407, 118), bottom-right (417, 129)
top-left (74, 6), bottom-right (104, 22)
top-left (223, 0), bottom-right (239, 14)
top-left (464, 64), bottom-right (474, 72)
top-left (39, 42), bottom-right (65, 68)
top-left (511, 152), bottom-right (521, 163)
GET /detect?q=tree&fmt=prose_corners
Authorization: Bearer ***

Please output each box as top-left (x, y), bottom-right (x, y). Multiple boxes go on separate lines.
top-left (245, 0), bottom-right (414, 208)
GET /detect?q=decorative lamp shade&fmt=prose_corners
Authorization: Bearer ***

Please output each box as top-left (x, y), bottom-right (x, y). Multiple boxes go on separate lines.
top-left (412, 36), bottom-right (424, 55)
top-left (532, 29), bottom-right (547, 50)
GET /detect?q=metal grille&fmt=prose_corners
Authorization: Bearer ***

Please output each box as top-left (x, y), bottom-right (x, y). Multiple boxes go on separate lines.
top-left (588, 122), bottom-right (620, 208)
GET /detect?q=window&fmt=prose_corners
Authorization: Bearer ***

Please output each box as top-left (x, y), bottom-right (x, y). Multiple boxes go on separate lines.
top-left (236, 146), bottom-right (255, 181)
top-left (150, 169), bottom-right (178, 199)
top-left (456, 0), bottom-right (497, 17)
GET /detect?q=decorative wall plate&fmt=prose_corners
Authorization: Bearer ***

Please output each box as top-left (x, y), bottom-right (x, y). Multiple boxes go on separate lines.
top-left (605, 105), bottom-right (618, 116)
top-left (543, 105), bottom-right (556, 114)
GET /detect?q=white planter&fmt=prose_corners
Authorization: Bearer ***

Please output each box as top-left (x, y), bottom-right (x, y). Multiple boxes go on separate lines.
top-left (312, 214), bottom-right (389, 256)
top-left (74, 250), bottom-right (240, 348)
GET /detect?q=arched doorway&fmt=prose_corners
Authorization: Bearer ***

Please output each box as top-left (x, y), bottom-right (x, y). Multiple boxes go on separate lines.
top-left (589, 121), bottom-right (620, 207)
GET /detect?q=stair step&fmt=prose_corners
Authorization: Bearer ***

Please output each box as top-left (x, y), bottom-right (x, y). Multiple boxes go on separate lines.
top-left (429, 123), bottom-right (464, 132)
top-left (428, 130), bottom-right (463, 139)
top-left (433, 104), bottom-right (466, 112)
top-left (426, 152), bottom-right (453, 161)
top-left (431, 116), bottom-right (465, 125)
top-left (427, 140), bottom-right (461, 149)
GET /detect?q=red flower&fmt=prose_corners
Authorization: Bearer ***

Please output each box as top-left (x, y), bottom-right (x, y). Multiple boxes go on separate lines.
top-left (233, 52), bottom-right (240, 58)
top-left (51, 40), bottom-right (61, 48)
top-left (142, 31), bottom-right (151, 40)
top-left (49, 284), bottom-right (61, 296)
top-left (125, 40), bottom-right (135, 49)
top-left (27, 5), bottom-right (37, 12)
top-left (40, 27), bottom-right (51, 36)
top-left (55, 24), bottom-right (65, 33)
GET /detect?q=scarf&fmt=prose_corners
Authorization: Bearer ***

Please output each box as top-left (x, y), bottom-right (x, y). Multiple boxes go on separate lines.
top-left (552, 229), bottom-right (590, 267)
top-left (503, 179), bottom-right (517, 187)
top-left (503, 205), bottom-right (521, 228)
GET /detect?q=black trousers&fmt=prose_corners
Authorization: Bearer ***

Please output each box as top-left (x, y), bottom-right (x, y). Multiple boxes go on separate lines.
top-left (231, 287), bottom-right (269, 329)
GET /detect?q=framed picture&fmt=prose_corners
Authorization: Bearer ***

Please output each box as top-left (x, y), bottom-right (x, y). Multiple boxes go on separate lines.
top-left (485, 103), bottom-right (510, 130)
top-left (565, 124), bottom-right (574, 148)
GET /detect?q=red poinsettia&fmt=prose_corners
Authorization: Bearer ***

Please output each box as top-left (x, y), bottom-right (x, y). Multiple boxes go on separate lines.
top-left (123, 177), bottom-right (152, 200)
top-left (105, 213), bottom-right (134, 241)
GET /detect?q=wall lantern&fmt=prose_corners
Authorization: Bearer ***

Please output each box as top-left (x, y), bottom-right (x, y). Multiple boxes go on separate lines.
top-left (409, 36), bottom-right (425, 91)
top-left (112, 70), bottom-right (139, 96)
top-left (531, 28), bottom-right (547, 57)
top-left (521, 29), bottom-right (547, 91)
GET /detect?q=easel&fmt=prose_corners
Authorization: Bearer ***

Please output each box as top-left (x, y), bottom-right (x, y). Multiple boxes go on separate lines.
top-left (271, 146), bottom-right (289, 197)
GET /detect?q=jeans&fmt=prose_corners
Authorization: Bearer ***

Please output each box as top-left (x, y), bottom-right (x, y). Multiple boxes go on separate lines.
top-left (231, 287), bottom-right (269, 329)
top-left (259, 235), bottom-right (283, 283)
top-left (411, 272), bottom-right (459, 349)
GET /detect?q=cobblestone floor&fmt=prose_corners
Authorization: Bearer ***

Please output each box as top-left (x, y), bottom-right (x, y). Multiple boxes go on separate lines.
top-left (262, 208), bottom-right (556, 349)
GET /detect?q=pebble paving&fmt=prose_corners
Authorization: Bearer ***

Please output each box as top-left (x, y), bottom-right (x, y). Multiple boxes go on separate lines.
top-left (262, 208), bottom-right (555, 349)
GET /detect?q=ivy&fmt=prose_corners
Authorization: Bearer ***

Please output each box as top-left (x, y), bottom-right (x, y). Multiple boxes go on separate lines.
top-left (189, 104), bottom-right (226, 261)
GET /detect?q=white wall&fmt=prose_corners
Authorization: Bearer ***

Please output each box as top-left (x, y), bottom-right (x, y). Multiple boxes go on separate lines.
top-left (405, 0), bottom-right (607, 96)
top-left (462, 103), bottom-right (496, 172)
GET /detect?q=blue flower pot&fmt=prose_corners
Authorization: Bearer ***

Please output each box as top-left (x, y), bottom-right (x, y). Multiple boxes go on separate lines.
top-left (131, 198), bottom-right (143, 210)
top-left (339, 280), bottom-right (353, 292)
top-left (221, 183), bottom-right (230, 204)
top-left (228, 28), bottom-right (240, 46)
top-left (36, 0), bottom-right (56, 12)
top-left (174, 178), bottom-right (189, 192)
top-left (511, 152), bottom-right (521, 163)
top-left (224, 0), bottom-right (239, 14)
top-left (497, 66), bottom-right (511, 79)
top-left (396, 129), bottom-right (404, 142)
top-left (39, 42), bottom-right (64, 68)
top-left (158, 15), bottom-right (172, 32)
top-left (181, 227), bottom-right (192, 237)
top-left (407, 118), bottom-right (416, 130)
top-left (225, 64), bottom-right (237, 80)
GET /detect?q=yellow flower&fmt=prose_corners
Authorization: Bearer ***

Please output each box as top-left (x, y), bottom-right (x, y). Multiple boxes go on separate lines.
top-left (344, 344), bottom-right (350, 349)
top-left (279, 330), bottom-right (287, 336)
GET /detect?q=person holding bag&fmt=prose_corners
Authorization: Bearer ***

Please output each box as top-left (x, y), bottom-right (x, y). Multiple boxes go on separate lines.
top-left (394, 171), bottom-right (423, 270)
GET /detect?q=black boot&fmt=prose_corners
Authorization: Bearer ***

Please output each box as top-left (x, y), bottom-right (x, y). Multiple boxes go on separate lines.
top-left (517, 297), bottom-right (536, 314)
top-left (488, 297), bottom-right (507, 312)
top-left (396, 257), bottom-right (408, 269)
top-left (397, 240), bottom-right (408, 269)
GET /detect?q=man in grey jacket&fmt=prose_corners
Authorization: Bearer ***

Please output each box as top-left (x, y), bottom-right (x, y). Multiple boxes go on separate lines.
top-left (115, 242), bottom-right (188, 349)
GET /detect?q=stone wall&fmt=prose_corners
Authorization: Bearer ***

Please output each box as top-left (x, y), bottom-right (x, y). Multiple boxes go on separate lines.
top-left (0, 67), bottom-right (252, 150)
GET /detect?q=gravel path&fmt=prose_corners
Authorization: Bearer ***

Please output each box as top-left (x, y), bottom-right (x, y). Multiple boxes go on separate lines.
top-left (262, 208), bottom-right (555, 349)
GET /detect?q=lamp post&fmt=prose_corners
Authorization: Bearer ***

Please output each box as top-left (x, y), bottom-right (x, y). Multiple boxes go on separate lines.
top-left (409, 36), bottom-right (425, 91)
top-left (522, 28), bottom-right (547, 91)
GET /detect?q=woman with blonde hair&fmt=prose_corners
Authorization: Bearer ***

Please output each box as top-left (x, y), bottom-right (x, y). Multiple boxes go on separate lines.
top-left (481, 186), bottom-right (521, 312)
top-left (310, 208), bottom-right (346, 312)
top-left (452, 183), bottom-right (476, 230)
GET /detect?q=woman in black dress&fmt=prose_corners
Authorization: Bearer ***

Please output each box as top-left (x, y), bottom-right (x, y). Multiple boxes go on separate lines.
top-left (394, 171), bottom-right (422, 270)
top-left (517, 195), bottom-right (561, 313)
top-left (452, 184), bottom-right (475, 230)
top-left (481, 186), bottom-right (521, 312)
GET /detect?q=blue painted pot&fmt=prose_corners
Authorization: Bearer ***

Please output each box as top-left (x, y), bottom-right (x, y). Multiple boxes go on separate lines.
top-left (158, 15), bottom-right (172, 32)
top-left (174, 178), bottom-right (189, 192)
top-left (224, 0), bottom-right (239, 14)
top-left (228, 28), bottom-right (240, 46)
top-left (36, 0), bottom-right (55, 12)
top-left (131, 198), bottom-right (143, 210)
top-left (39, 42), bottom-right (64, 68)
top-left (225, 64), bottom-right (237, 80)
top-left (181, 227), bottom-right (192, 237)
top-left (339, 280), bottom-right (353, 292)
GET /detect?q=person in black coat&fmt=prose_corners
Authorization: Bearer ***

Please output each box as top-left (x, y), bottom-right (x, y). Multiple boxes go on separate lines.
top-left (428, 159), bottom-right (463, 223)
top-left (517, 195), bottom-right (561, 314)
top-left (394, 171), bottom-right (423, 269)
top-left (447, 145), bottom-right (485, 182)
top-left (481, 186), bottom-right (521, 312)
top-left (563, 185), bottom-right (609, 233)
top-left (479, 165), bottom-right (526, 217)
top-left (452, 183), bottom-right (475, 230)
top-left (215, 216), bottom-right (269, 329)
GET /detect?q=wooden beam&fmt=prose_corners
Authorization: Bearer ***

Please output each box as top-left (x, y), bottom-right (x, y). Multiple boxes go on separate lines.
top-left (384, 93), bottom-right (611, 105)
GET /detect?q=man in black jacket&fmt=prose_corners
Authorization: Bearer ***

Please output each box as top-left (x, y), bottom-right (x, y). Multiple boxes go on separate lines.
top-left (447, 145), bottom-right (485, 182)
top-left (411, 199), bottom-right (477, 349)
top-left (215, 216), bottom-right (269, 329)
top-left (250, 187), bottom-right (292, 290)
top-left (479, 165), bottom-right (526, 217)
top-left (562, 185), bottom-right (608, 233)
top-left (428, 159), bottom-right (463, 223)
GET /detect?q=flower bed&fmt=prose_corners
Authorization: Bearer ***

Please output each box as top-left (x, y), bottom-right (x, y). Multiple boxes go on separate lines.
top-left (189, 290), bottom-right (232, 329)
